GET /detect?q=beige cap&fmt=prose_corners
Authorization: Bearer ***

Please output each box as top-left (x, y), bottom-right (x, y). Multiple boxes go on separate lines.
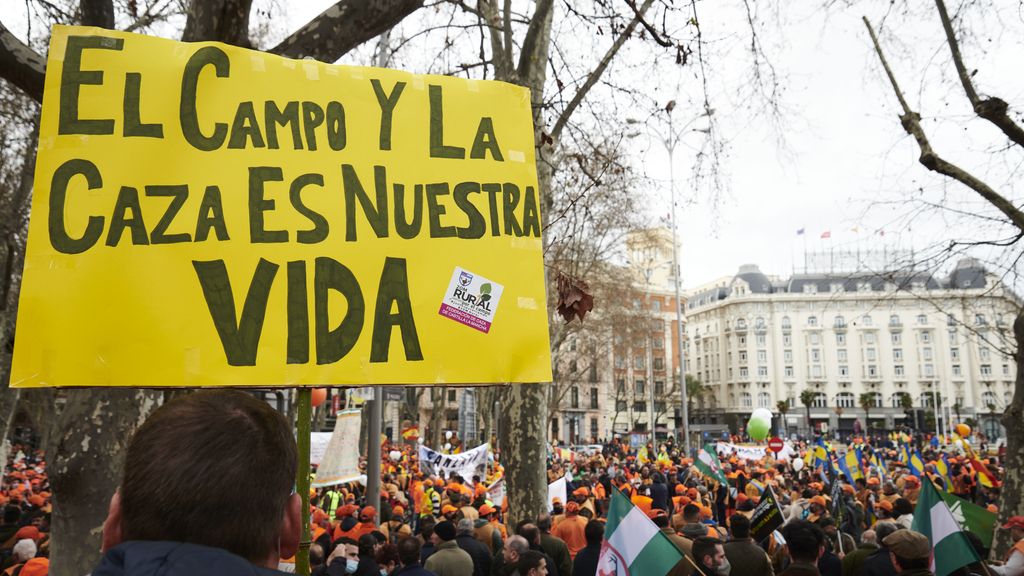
top-left (883, 530), bottom-right (931, 560)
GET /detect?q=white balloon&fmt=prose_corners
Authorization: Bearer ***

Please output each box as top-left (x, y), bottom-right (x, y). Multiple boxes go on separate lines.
top-left (445, 431), bottom-right (453, 440)
top-left (751, 408), bottom-right (774, 422)
top-left (389, 450), bottom-right (402, 462)
top-left (444, 443), bottom-right (452, 451)
top-left (792, 458), bottom-right (804, 471)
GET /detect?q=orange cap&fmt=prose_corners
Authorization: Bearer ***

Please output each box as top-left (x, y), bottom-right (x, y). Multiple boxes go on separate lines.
top-left (810, 496), bottom-right (827, 507)
top-left (442, 504), bottom-right (458, 515)
top-left (878, 500), bottom-right (893, 511)
top-left (392, 505), bottom-right (405, 516)
top-left (479, 504), bottom-right (495, 516)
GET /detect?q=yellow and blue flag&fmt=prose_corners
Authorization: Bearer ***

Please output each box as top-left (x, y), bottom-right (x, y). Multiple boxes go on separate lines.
top-left (909, 449), bottom-right (926, 478)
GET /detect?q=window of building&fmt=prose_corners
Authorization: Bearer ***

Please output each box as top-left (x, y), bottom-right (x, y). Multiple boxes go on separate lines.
top-left (616, 400), bottom-right (626, 411)
top-left (739, 336), bottom-right (747, 347)
top-left (950, 348), bottom-right (960, 361)
top-left (890, 393), bottom-right (907, 408)
top-left (952, 365), bottom-right (962, 377)
top-left (981, 365), bottom-right (992, 376)
top-left (784, 350), bottom-right (793, 363)
top-left (591, 417), bottom-right (598, 440)
top-left (570, 359), bottom-right (578, 373)
top-left (448, 390), bottom-right (457, 402)
top-left (893, 348), bottom-right (903, 361)
top-left (813, 393), bottom-right (828, 408)
top-left (739, 367), bottom-right (749, 379)
top-left (653, 357), bottom-right (665, 371)
top-left (811, 365), bottom-right (823, 378)
top-left (758, 366), bottom-right (768, 377)
top-left (835, 315), bottom-right (846, 328)
top-left (895, 365), bottom-right (905, 376)
top-left (923, 348), bottom-right (933, 361)
top-left (653, 337), bottom-right (664, 349)
top-left (784, 366), bottom-right (794, 378)
top-left (634, 401), bottom-right (646, 412)
top-left (948, 330), bottom-right (958, 344)
top-left (836, 333), bottom-right (846, 346)
top-left (590, 388), bottom-right (599, 409)
top-left (866, 348), bottom-right (877, 361)
top-left (808, 316), bottom-right (818, 327)
top-left (635, 379), bottom-right (645, 395)
top-left (651, 300), bottom-right (661, 312)
top-left (756, 334), bottom-right (766, 347)
top-left (810, 333), bottom-right (821, 345)
top-left (757, 350), bottom-right (767, 363)
top-left (867, 365), bottom-right (878, 378)
top-left (890, 314), bottom-right (901, 327)
top-left (921, 331), bottom-right (932, 344)
top-left (862, 315), bottom-right (873, 326)
top-left (1003, 364), bottom-right (1010, 376)
top-left (616, 379), bottom-right (626, 394)
top-left (976, 314), bottom-right (987, 326)
top-left (757, 392), bottom-right (771, 408)
top-left (571, 387), bottom-right (579, 408)
top-left (655, 380), bottom-right (665, 395)
top-left (740, 393), bottom-right (752, 408)
top-left (634, 356), bottom-right (645, 370)
top-left (947, 314), bottom-right (956, 326)
top-left (783, 335), bottom-right (793, 347)
top-left (865, 332), bottom-right (876, 345)
top-left (756, 316), bottom-right (766, 328)
top-left (782, 316), bottom-right (792, 329)
top-left (615, 357), bottom-right (626, 369)
top-left (924, 364), bottom-right (934, 377)
top-left (837, 392), bottom-right (855, 408)
top-left (917, 314), bottom-right (928, 325)
top-left (811, 349), bottom-right (821, 362)
top-left (982, 391), bottom-right (998, 409)
top-left (980, 347), bottom-right (990, 361)
top-left (739, 351), bottom-right (748, 362)
top-left (839, 365), bottom-right (849, 377)
top-left (892, 332), bottom-right (902, 345)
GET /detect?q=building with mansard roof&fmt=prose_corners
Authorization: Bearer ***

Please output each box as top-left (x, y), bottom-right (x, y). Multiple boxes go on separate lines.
top-left (685, 257), bottom-right (1019, 440)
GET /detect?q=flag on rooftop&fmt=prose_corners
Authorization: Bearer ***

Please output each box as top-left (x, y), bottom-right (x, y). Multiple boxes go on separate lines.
top-left (598, 489), bottom-right (683, 576)
top-left (912, 480), bottom-right (981, 576)
top-left (797, 228), bottom-right (805, 235)
top-left (821, 230), bottom-right (832, 239)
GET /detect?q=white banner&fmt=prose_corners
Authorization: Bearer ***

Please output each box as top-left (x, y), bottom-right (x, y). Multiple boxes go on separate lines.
top-left (487, 478), bottom-right (506, 508)
top-left (547, 476), bottom-right (567, 512)
top-left (313, 410), bottom-right (362, 487)
top-left (418, 443), bottom-right (489, 482)
top-left (310, 432), bottom-right (332, 466)
top-left (715, 442), bottom-right (795, 461)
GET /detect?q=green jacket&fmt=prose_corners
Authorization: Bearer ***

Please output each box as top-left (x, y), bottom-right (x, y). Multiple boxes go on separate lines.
top-left (424, 540), bottom-right (475, 576)
top-left (540, 533), bottom-right (573, 576)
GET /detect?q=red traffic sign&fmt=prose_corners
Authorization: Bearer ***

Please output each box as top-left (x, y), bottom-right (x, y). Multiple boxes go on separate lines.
top-left (767, 437), bottom-right (784, 453)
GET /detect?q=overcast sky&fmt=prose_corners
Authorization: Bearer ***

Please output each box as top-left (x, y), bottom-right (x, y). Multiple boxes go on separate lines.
top-left (9, 1), bottom-right (1024, 290)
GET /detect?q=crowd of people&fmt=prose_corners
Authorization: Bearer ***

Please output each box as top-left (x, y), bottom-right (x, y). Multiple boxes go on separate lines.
top-left (0, 391), bottom-right (1019, 576)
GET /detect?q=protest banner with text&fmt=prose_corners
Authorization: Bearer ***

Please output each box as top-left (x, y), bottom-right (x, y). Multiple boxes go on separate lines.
top-left (12, 26), bottom-right (552, 388)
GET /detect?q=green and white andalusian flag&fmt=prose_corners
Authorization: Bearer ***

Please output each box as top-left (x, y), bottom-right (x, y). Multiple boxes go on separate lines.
top-left (598, 489), bottom-right (683, 575)
top-left (695, 443), bottom-right (729, 485)
top-left (912, 480), bottom-right (981, 576)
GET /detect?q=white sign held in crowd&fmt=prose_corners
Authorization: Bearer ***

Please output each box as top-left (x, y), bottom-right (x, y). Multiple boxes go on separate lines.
top-left (310, 432), bottom-right (332, 466)
top-left (418, 443), bottom-right (490, 481)
top-left (313, 410), bottom-right (363, 487)
top-left (547, 476), bottom-right (568, 512)
top-left (487, 478), bottom-right (506, 507)
top-left (716, 441), bottom-right (795, 461)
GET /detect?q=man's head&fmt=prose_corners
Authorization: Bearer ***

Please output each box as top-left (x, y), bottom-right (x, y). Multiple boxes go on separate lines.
top-left (504, 535), bottom-right (529, 563)
top-left (398, 536), bottom-right (423, 566)
top-left (883, 530), bottom-right (930, 572)
top-left (648, 508), bottom-right (669, 528)
top-left (691, 537), bottom-right (725, 570)
top-left (102, 390), bottom-right (299, 568)
top-left (683, 503), bottom-right (701, 523)
top-left (729, 514), bottom-right (750, 540)
top-left (861, 529), bottom-right (876, 546)
top-left (336, 537), bottom-right (359, 564)
top-left (536, 513), bottom-right (552, 532)
top-left (432, 521), bottom-right (456, 546)
top-left (518, 523), bottom-right (541, 546)
top-left (874, 522), bottom-right (900, 545)
top-left (780, 519), bottom-right (825, 564)
top-left (457, 518), bottom-right (474, 536)
top-left (1002, 516), bottom-right (1024, 542)
top-left (518, 550), bottom-right (549, 576)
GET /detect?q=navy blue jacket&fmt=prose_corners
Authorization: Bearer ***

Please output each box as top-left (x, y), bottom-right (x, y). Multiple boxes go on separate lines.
top-left (92, 541), bottom-right (290, 576)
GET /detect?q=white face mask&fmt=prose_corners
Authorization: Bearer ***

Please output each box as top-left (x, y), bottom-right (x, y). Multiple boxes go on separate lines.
top-left (345, 558), bottom-right (359, 574)
top-left (716, 557), bottom-right (731, 576)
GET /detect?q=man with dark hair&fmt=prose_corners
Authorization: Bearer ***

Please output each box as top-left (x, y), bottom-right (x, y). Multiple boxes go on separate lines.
top-left (518, 523), bottom-right (558, 576)
top-left (679, 504), bottom-right (708, 540)
top-left (351, 533), bottom-right (382, 576)
top-left (779, 520), bottom-right (825, 576)
top-left (882, 530), bottom-right (932, 575)
top-left (570, 521), bottom-right (604, 576)
top-left (94, 390), bottom-right (300, 575)
top-left (691, 536), bottom-right (726, 576)
top-left (724, 513), bottom-right (773, 576)
top-left (518, 550), bottom-right (549, 576)
top-left (395, 537), bottom-right (434, 576)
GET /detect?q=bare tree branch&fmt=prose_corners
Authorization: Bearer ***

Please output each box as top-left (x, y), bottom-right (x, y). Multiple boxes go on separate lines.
top-left (79, 0), bottom-right (114, 28)
top-left (934, 0), bottom-right (1024, 149)
top-left (270, 0), bottom-right (424, 62)
top-left (863, 16), bottom-right (1024, 235)
top-left (0, 21), bottom-right (46, 103)
top-left (181, 0), bottom-right (254, 47)
top-left (516, 0), bottom-right (553, 79)
top-left (549, 0), bottom-right (655, 143)
top-left (478, 0), bottom-right (510, 79)
top-left (624, 0), bottom-right (672, 47)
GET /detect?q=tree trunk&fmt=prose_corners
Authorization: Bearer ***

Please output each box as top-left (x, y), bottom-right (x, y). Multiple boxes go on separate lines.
top-left (994, 311), bottom-right (1024, 556)
top-left (498, 383), bottom-right (548, 527)
top-left (49, 389), bottom-right (160, 576)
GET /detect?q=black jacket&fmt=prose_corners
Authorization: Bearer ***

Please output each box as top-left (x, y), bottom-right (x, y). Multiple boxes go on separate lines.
top-left (456, 534), bottom-right (492, 576)
top-left (92, 541), bottom-right (291, 576)
top-left (571, 543), bottom-right (601, 576)
top-left (650, 482), bottom-right (670, 511)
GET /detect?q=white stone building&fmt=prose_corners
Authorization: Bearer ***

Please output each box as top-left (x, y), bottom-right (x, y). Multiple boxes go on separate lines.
top-left (685, 258), bottom-right (1020, 439)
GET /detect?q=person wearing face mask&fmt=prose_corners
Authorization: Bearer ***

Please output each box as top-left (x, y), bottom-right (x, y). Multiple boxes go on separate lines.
top-left (691, 536), bottom-right (729, 576)
top-left (91, 391), bottom-right (301, 576)
top-left (326, 537), bottom-right (360, 576)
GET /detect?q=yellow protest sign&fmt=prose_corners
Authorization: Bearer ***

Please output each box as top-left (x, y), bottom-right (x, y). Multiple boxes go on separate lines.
top-left (11, 26), bottom-right (552, 388)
